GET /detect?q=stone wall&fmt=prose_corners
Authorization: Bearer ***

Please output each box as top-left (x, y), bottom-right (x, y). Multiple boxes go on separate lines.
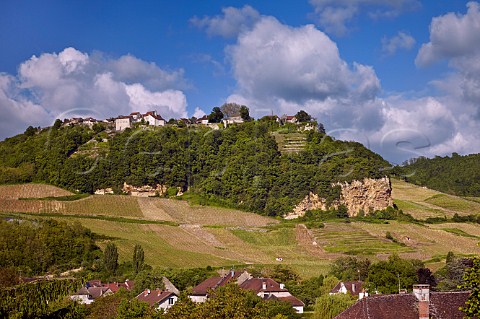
top-left (285, 177), bottom-right (393, 219)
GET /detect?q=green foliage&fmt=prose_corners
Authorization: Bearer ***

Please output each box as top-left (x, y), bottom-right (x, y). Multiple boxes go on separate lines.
top-left (367, 254), bottom-right (423, 294)
top-left (0, 122), bottom-right (389, 217)
top-left (0, 278), bottom-right (82, 318)
top-left (133, 245), bottom-right (145, 275)
top-left (295, 110), bottom-right (312, 123)
top-left (287, 275), bottom-right (324, 307)
top-left (161, 283), bottom-right (299, 319)
top-left (435, 253), bottom-right (472, 291)
top-left (460, 257), bottom-right (480, 318)
top-left (396, 153), bottom-right (480, 196)
top-left (329, 257), bottom-right (371, 281)
top-left (116, 298), bottom-right (152, 319)
top-left (312, 293), bottom-right (355, 319)
top-left (104, 243), bottom-right (119, 275)
top-left (0, 218), bottom-right (99, 275)
top-left (208, 107), bottom-right (223, 123)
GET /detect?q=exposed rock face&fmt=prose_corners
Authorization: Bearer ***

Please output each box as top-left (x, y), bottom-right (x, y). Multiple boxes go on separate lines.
top-left (285, 177), bottom-right (393, 219)
top-left (336, 177), bottom-right (393, 216)
top-left (284, 192), bottom-right (332, 220)
top-left (122, 182), bottom-right (167, 197)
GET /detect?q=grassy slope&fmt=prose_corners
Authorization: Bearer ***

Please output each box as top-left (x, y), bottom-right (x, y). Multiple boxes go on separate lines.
top-left (1, 181), bottom-right (479, 276)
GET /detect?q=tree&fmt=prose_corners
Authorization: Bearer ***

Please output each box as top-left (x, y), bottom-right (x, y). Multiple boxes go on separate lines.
top-left (24, 126), bottom-right (36, 137)
top-left (220, 102), bottom-right (242, 118)
top-left (53, 119), bottom-right (63, 130)
top-left (240, 105), bottom-right (252, 121)
top-left (103, 243), bottom-right (119, 275)
top-left (313, 293), bottom-right (355, 319)
top-left (133, 244), bottom-right (145, 275)
top-left (208, 107), bottom-right (223, 123)
top-left (295, 110), bottom-right (312, 122)
top-left (460, 257), bottom-right (480, 318)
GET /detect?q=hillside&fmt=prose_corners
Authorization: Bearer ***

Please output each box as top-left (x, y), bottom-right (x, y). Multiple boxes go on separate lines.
top-left (394, 153), bottom-right (480, 196)
top-left (0, 122), bottom-right (389, 217)
top-left (1, 180), bottom-right (479, 277)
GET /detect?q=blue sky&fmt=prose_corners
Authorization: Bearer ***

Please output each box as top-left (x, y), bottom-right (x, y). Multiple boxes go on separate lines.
top-left (1, 0), bottom-right (479, 163)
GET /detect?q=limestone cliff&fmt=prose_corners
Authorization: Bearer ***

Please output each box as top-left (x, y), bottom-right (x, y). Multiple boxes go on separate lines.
top-left (285, 177), bottom-right (393, 219)
top-left (335, 177), bottom-right (393, 216)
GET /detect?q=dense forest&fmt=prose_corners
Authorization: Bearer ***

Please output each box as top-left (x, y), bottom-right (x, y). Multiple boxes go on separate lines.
top-left (394, 153), bottom-right (480, 196)
top-left (0, 121), bottom-right (389, 216)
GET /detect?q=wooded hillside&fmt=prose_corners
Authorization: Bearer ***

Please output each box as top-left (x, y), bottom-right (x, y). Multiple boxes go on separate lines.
top-left (0, 122), bottom-right (389, 216)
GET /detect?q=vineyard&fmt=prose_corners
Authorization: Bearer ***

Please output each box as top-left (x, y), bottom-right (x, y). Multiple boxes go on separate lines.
top-left (1, 181), bottom-right (479, 277)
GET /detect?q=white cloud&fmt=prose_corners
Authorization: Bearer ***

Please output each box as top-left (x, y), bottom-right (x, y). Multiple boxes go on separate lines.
top-left (309, 0), bottom-right (420, 35)
top-left (192, 107), bottom-right (206, 118)
top-left (0, 47), bottom-right (188, 139)
top-left (227, 16), bottom-right (382, 128)
top-left (225, 14), bottom-right (480, 163)
top-left (416, 2), bottom-right (480, 66)
top-left (191, 5), bottom-right (260, 38)
top-left (381, 31), bottom-right (416, 56)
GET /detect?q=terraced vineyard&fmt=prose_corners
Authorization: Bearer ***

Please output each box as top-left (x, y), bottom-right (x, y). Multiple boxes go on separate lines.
top-left (272, 132), bottom-right (307, 154)
top-left (2, 181), bottom-right (480, 277)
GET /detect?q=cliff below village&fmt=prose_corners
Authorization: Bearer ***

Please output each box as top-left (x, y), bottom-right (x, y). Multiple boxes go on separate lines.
top-left (285, 177), bottom-right (393, 219)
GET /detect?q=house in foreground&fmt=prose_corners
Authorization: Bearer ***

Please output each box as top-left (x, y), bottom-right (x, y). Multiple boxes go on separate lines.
top-left (189, 270), bottom-right (252, 303)
top-left (335, 284), bottom-right (469, 319)
top-left (189, 271), bottom-right (304, 313)
top-left (330, 281), bottom-right (368, 299)
top-left (70, 279), bottom-right (134, 304)
top-left (240, 278), bottom-right (305, 313)
top-left (136, 289), bottom-right (178, 312)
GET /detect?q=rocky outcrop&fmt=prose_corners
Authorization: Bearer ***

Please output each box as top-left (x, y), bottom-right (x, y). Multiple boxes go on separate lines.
top-left (285, 177), bottom-right (393, 219)
top-left (122, 182), bottom-right (167, 197)
top-left (284, 192), bottom-right (333, 220)
top-left (336, 177), bottom-right (393, 217)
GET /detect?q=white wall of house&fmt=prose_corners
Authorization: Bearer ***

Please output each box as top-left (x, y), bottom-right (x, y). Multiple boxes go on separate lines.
top-left (293, 305), bottom-right (303, 314)
top-left (70, 294), bottom-right (94, 305)
top-left (143, 115), bottom-right (165, 127)
top-left (157, 295), bottom-right (178, 311)
top-left (115, 118), bottom-right (132, 131)
top-left (189, 295), bottom-right (207, 303)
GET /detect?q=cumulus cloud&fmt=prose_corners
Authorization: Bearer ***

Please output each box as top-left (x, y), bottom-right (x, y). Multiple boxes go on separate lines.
top-left (192, 107), bottom-right (206, 118)
top-left (381, 31), bottom-right (416, 56)
top-left (0, 47), bottom-right (188, 139)
top-left (224, 13), bottom-right (480, 163)
top-left (309, 0), bottom-right (420, 35)
top-left (227, 17), bottom-right (382, 128)
top-left (416, 2), bottom-right (480, 66)
top-left (190, 5), bottom-right (260, 38)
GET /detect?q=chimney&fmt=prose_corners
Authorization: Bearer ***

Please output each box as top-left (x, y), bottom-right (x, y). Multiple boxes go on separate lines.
top-left (280, 283), bottom-right (285, 289)
top-left (144, 289), bottom-right (150, 296)
top-left (413, 284), bottom-right (430, 319)
top-left (262, 282), bottom-right (267, 290)
top-left (352, 283), bottom-right (356, 293)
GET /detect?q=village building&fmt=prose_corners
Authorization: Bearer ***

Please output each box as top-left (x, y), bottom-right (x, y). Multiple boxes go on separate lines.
top-left (70, 279), bottom-right (134, 305)
top-left (330, 281), bottom-right (368, 299)
top-left (115, 116), bottom-right (133, 131)
top-left (195, 115), bottom-right (209, 125)
top-left (281, 115), bottom-right (298, 124)
top-left (222, 116), bottom-right (244, 127)
top-left (240, 278), bottom-right (305, 313)
top-left (143, 111), bottom-right (165, 127)
top-left (335, 285), bottom-right (469, 319)
top-left (189, 270), bottom-right (252, 303)
top-left (189, 271), bottom-right (304, 313)
top-left (82, 117), bottom-right (97, 128)
top-left (136, 289), bottom-right (178, 312)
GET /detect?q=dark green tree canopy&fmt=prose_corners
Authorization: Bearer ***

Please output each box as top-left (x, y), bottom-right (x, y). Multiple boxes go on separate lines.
top-left (208, 107), bottom-right (224, 123)
top-left (295, 110), bottom-right (312, 122)
top-left (103, 243), bottom-right (119, 275)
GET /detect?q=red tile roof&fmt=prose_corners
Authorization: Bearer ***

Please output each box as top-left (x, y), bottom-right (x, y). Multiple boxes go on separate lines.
top-left (136, 289), bottom-right (176, 307)
top-left (191, 271), bottom-right (244, 295)
top-left (276, 295), bottom-right (305, 307)
top-left (239, 278), bottom-right (288, 294)
top-left (330, 281), bottom-right (364, 296)
top-left (335, 291), bottom-right (469, 319)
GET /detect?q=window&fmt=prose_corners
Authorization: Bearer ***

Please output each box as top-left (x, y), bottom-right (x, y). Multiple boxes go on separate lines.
top-left (168, 297), bottom-right (174, 305)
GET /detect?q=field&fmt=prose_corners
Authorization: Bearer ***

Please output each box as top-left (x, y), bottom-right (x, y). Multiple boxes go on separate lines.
top-left (391, 179), bottom-right (480, 219)
top-left (1, 181), bottom-right (479, 277)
